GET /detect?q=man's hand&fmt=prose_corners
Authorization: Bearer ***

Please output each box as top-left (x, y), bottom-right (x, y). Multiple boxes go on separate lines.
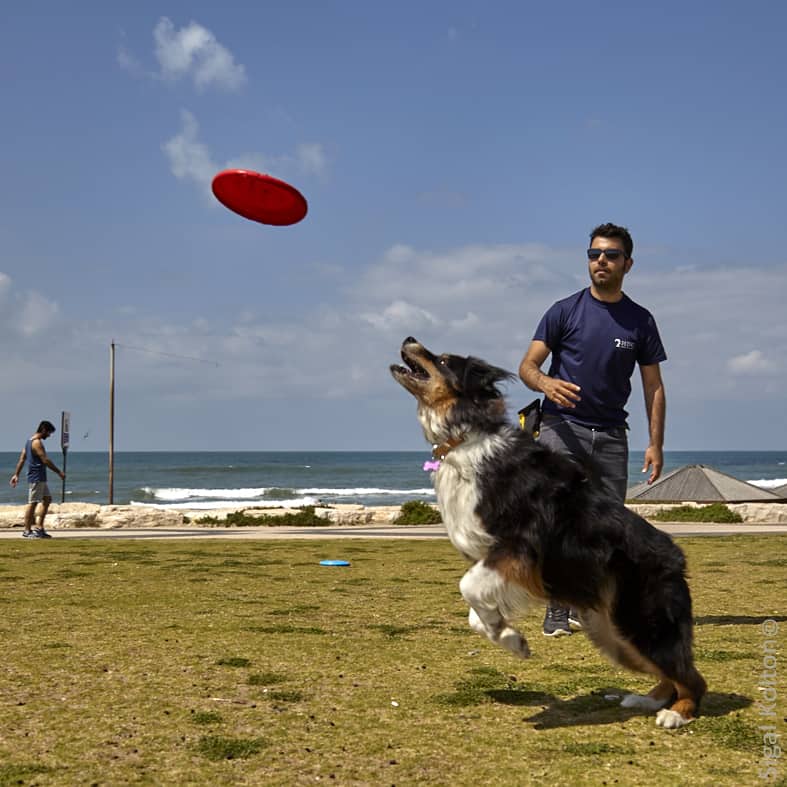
top-left (541, 377), bottom-right (582, 409)
top-left (9, 474), bottom-right (18, 488)
top-left (642, 445), bottom-right (663, 485)
top-left (519, 339), bottom-right (581, 408)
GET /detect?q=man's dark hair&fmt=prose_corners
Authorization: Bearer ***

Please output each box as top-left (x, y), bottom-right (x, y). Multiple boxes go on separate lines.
top-left (37, 420), bottom-right (56, 434)
top-left (589, 222), bottom-right (633, 259)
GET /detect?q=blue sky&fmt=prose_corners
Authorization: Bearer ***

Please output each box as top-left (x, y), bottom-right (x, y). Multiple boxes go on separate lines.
top-left (2, 1), bottom-right (786, 453)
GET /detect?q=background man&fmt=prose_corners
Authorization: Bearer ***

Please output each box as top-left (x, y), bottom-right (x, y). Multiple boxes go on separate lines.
top-left (519, 222), bottom-right (667, 636)
top-left (9, 420), bottom-right (65, 539)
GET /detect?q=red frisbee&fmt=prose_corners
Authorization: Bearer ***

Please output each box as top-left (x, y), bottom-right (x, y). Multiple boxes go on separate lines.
top-left (211, 169), bottom-right (308, 226)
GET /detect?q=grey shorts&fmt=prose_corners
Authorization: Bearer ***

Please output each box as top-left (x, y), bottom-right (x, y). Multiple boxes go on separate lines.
top-left (28, 482), bottom-right (52, 504)
top-left (538, 415), bottom-right (629, 503)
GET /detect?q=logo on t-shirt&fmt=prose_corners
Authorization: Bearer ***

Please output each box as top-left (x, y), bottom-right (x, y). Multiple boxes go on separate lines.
top-left (614, 338), bottom-right (635, 350)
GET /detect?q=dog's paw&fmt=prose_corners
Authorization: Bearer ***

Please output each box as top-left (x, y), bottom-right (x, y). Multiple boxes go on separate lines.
top-left (621, 693), bottom-right (669, 711)
top-left (655, 708), bottom-right (692, 729)
top-left (499, 627), bottom-right (531, 659)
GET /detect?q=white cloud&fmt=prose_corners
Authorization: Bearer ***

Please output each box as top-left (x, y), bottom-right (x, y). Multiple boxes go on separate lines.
top-left (360, 300), bottom-right (439, 332)
top-left (14, 291), bottom-right (59, 337)
top-left (349, 242), bottom-right (577, 366)
top-left (224, 143), bottom-right (328, 180)
top-left (224, 152), bottom-right (274, 175)
top-left (153, 17), bottom-right (247, 91)
top-left (296, 143), bottom-right (328, 177)
top-left (162, 110), bottom-right (217, 192)
top-left (727, 350), bottom-right (778, 375)
top-left (2, 239), bottom-right (786, 450)
top-left (0, 272), bottom-right (11, 298)
top-left (357, 242), bottom-right (568, 309)
top-left (163, 112), bottom-right (329, 194)
top-left (625, 266), bottom-right (787, 395)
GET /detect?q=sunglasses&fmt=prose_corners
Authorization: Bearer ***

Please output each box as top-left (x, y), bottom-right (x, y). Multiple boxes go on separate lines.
top-left (587, 248), bottom-right (627, 262)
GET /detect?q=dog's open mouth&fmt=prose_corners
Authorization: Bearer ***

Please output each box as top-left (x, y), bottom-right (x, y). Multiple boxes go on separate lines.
top-left (391, 348), bottom-right (429, 381)
top-left (390, 339), bottom-right (437, 392)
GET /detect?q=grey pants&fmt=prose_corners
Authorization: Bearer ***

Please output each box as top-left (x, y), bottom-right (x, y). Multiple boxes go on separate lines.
top-left (537, 415), bottom-right (629, 503)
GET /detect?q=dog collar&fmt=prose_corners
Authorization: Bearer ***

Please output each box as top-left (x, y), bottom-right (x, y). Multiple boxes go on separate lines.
top-left (431, 436), bottom-right (465, 461)
top-left (423, 436), bottom-right (466, 472)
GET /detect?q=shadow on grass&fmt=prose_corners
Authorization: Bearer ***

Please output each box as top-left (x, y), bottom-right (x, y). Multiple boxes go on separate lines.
top-left (524, 689), bottom-right (752, 730)
top-left (436, 667), bottom-right (554, 709)
top-left (437, 667), bottom-right (753, 730)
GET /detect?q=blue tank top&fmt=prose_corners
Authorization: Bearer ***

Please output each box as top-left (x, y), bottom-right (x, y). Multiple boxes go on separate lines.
top-left (25, 438), bottom-right (47, 483)
top-left (533, 288), bottom-right (666, 428)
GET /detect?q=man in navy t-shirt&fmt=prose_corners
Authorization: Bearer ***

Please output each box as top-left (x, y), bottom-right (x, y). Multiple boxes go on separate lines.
top-left (519, 222), bottom-right (667, 636)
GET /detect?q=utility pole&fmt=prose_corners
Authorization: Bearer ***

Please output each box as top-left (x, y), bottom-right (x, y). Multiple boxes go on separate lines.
top-left (109, 341), bottom-right (115, 504)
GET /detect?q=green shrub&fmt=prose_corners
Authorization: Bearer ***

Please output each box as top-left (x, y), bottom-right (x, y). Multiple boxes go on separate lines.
top-left (394, 500), bottom-right (442, 525)
top-left (651, 503), bottom-right (743, 523)
top-left (195, 506), bottom-right (332, 527)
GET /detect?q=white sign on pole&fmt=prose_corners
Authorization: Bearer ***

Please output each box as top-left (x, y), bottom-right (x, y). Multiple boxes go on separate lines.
top-left (61, 411), bottom-right (70, 451)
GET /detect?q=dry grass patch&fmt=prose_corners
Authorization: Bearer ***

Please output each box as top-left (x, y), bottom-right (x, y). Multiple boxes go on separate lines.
top-left (0, 535), bottom-right (782, 785)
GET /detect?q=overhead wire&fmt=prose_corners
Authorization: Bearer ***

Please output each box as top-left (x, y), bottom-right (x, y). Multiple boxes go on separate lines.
top-left (113, 342), bottom-right (220, 367)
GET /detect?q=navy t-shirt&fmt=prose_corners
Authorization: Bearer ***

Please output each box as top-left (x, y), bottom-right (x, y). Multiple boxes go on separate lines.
top-left (533, 288), bottom-right (666, 428)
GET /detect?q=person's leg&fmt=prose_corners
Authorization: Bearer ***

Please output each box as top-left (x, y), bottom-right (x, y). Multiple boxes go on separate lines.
top-left (23, 502), bottom-right (36, 536)
top-left (538, 416), bottom-right (593, 460)
top-left (23, 484), bottom-right (43, 537)
top-left (27, 483), bottom-right (53, 537)
top-left (34, 487), bottom-right (53, 537)
top-left (537, 418), bottom-right (593, 635)
top-left (561, 425), bottom-right (628, 629)
top-left (591, 427), bottom-right (629, 504)
top-left (37, 496), bottom-right (51, 531)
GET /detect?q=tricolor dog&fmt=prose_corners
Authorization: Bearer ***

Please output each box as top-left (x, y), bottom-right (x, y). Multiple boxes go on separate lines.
top-left (390, 337), bottom-right (706, 728)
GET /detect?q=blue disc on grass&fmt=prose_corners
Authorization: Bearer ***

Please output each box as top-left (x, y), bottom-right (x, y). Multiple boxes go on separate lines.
top-left (320, 559), bottom-right (350, 567)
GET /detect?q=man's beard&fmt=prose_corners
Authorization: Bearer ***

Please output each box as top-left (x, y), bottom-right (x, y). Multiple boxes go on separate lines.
top-left (591, 270), bottom-right (624, 291)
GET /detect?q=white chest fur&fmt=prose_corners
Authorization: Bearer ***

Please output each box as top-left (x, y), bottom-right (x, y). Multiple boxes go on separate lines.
top-left (433, 442), bottom-right (496, 560)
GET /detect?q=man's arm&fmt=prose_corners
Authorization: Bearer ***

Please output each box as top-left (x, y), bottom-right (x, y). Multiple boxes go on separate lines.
top-left (640, 363), bottom-right (666, 484)
top-left (519, 339), bottom-right (581, 408)
top-left (9, 448), bottom-right (26, 488)
top-left (31, 438), bottom-right (65, 479)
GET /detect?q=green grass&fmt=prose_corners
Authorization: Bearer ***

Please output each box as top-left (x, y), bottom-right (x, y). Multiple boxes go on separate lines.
top-left (216, 656), bottom-right (252, 668)
top-left (0, 535), bottom-right (783, 785)
top-left (195, 735), bottom-right (268, 761)
top-left (191, 711), bottom-right (223, 725)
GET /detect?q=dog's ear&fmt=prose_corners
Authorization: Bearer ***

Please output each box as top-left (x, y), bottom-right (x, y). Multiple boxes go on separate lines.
top-left (462, 357), bottom-right (515, 398)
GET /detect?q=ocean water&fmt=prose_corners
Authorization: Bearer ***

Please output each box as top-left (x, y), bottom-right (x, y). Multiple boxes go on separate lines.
top-left (0, 450), bottom-right (785, 510)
